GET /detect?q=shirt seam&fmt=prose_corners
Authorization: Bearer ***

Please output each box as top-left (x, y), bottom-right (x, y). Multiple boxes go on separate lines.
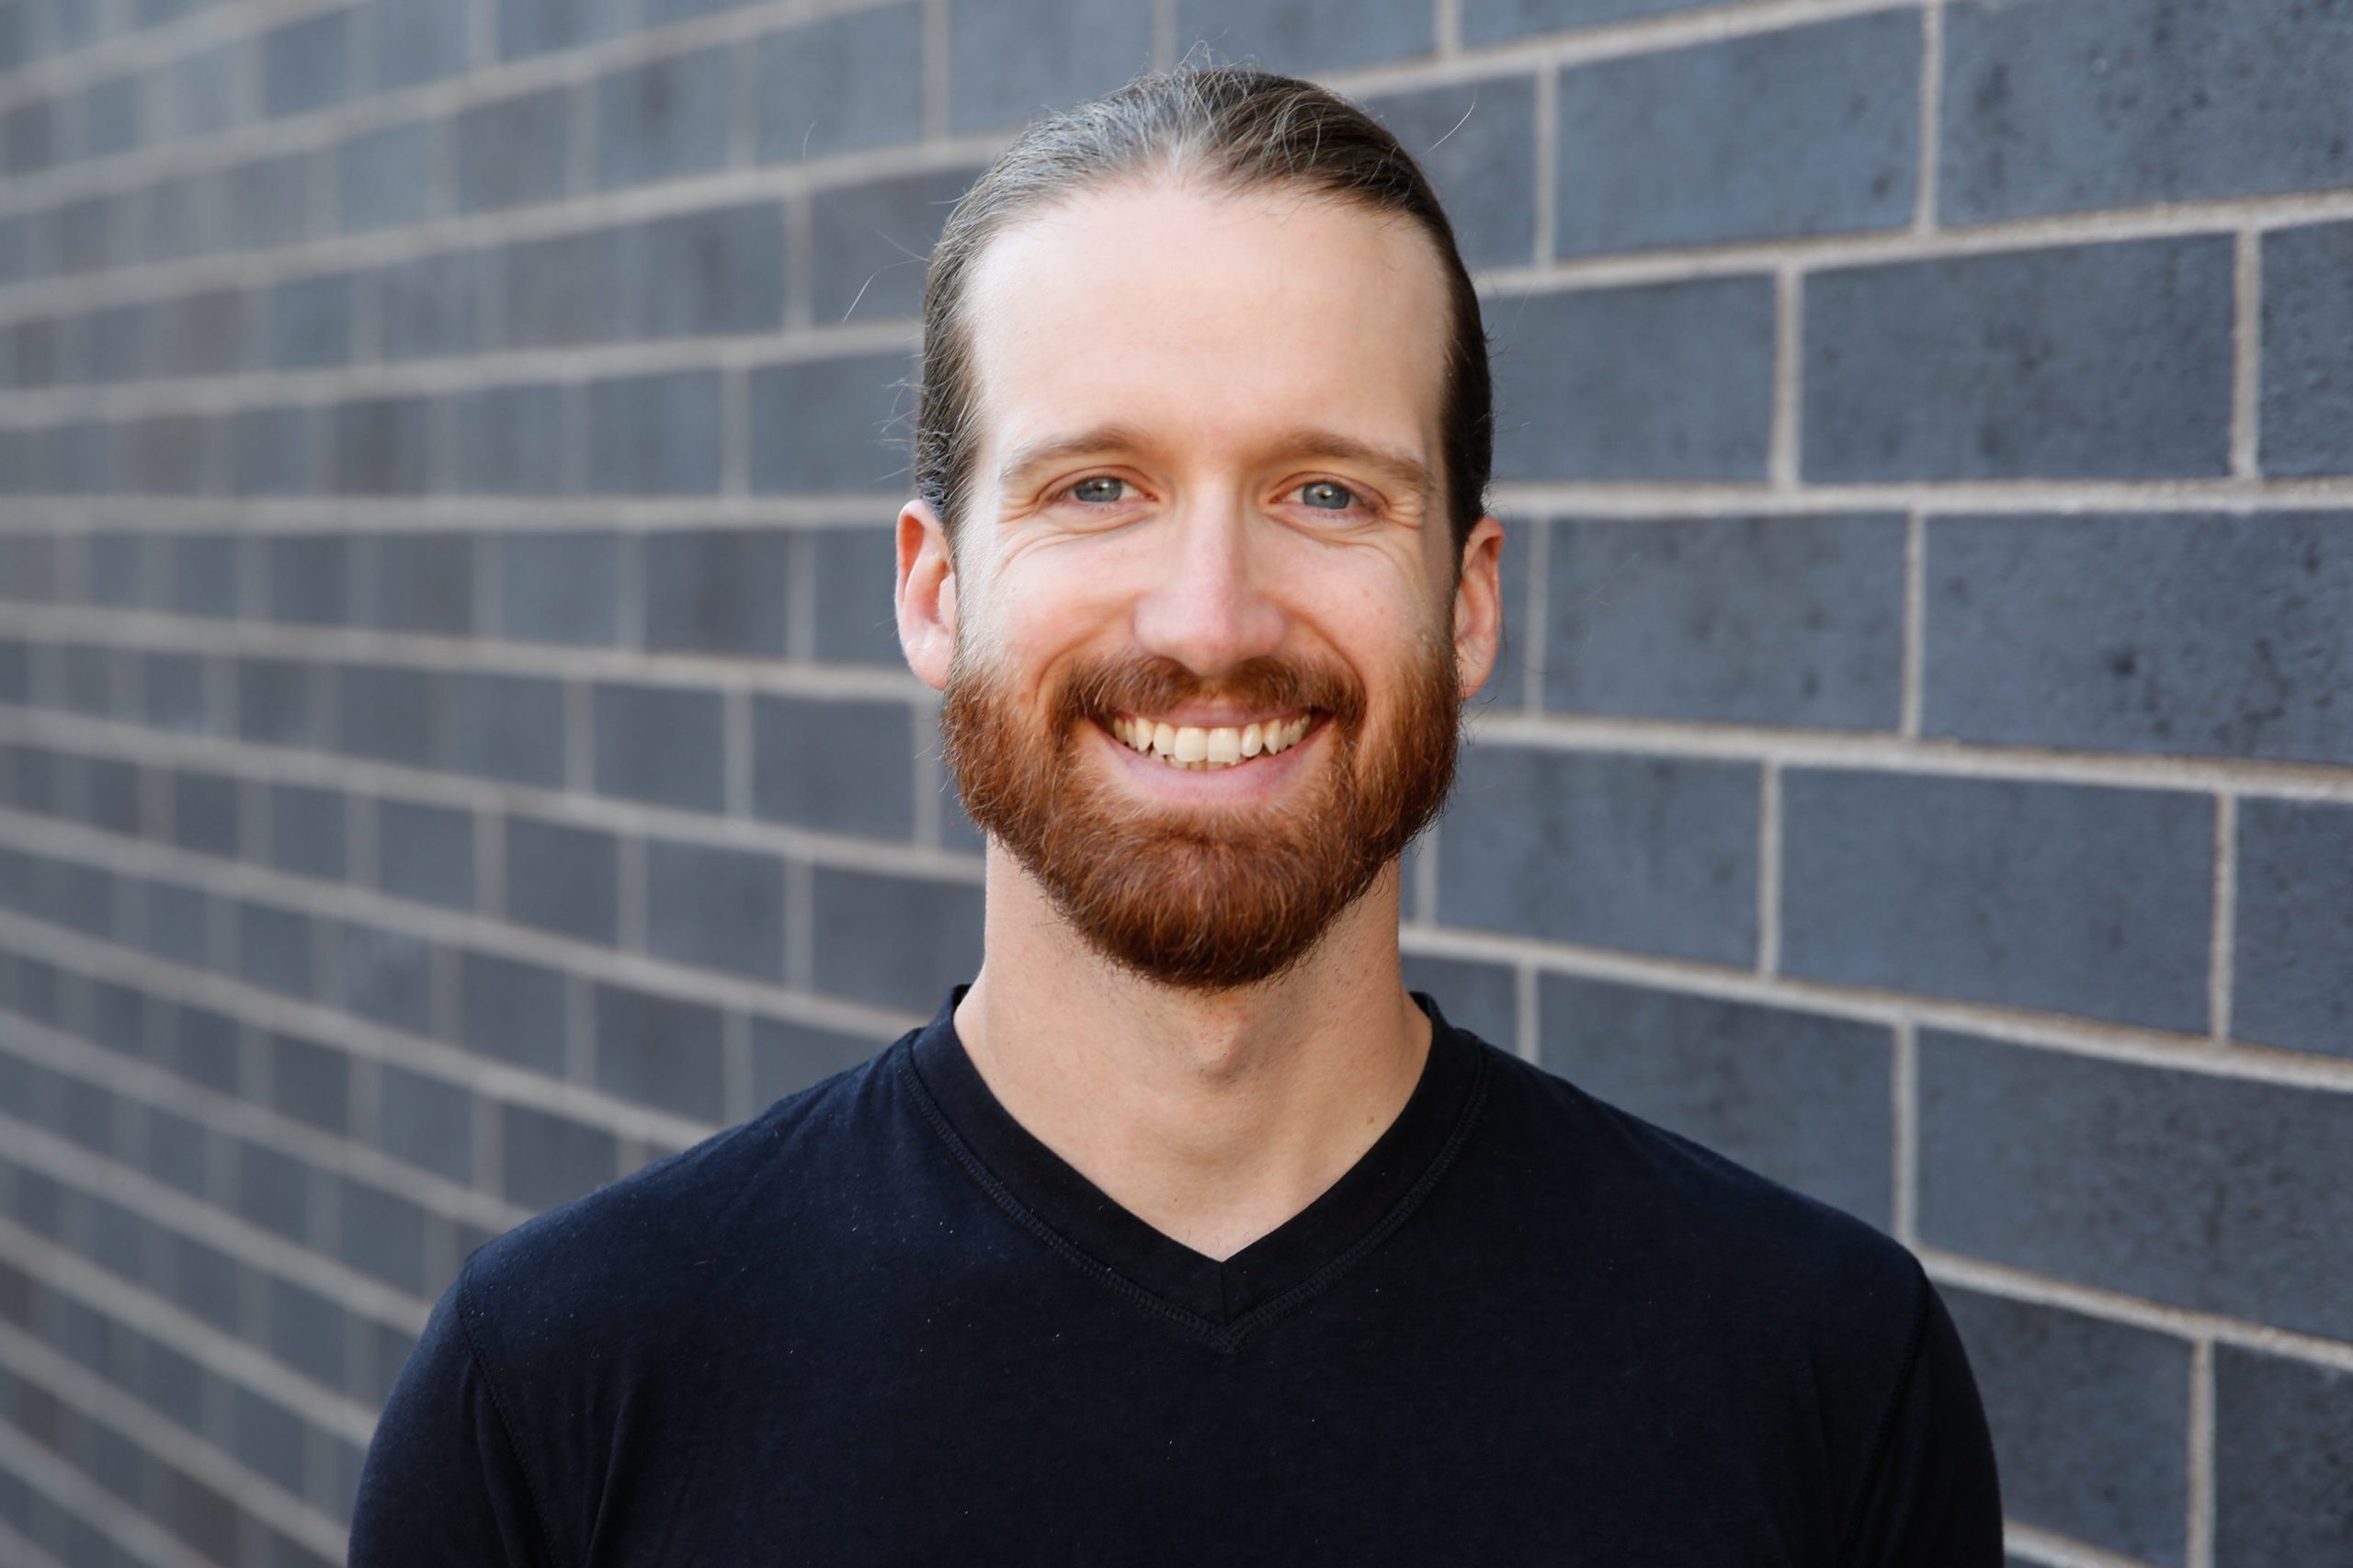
top-left (454, 1270), bottom-right (566, 1568)
top-left (894, 1038), bottom-right (1493, 1355)
top-left (1833, 1260), bottom-right (1934, 1568)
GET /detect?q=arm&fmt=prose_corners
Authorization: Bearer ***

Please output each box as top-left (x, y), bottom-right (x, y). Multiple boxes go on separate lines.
top-left (1840, 1268), bottom-right (2006, 1568)
top-left (348, 1274), bottom-right (555, 1568)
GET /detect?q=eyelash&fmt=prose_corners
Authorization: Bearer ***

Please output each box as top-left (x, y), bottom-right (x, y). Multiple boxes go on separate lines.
top-left (1056, 476), bottom-right (1371, 514)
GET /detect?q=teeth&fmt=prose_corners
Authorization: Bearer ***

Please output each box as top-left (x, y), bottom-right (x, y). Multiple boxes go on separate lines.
top-left (1108, 711), bottom-right (1312, 770)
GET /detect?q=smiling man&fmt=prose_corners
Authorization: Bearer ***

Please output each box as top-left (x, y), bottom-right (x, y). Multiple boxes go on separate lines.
top-left (351, 66), bottom-right (2002, 1565)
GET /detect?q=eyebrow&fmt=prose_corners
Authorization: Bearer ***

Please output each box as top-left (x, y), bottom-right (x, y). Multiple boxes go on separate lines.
top-left (995, 424), bottom-right (1436, 504)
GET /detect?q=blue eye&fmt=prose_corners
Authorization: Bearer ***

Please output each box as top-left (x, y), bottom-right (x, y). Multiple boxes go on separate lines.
top-left (1068, 476), bottom-right (1127, 504)
top-left (1297, 481), bottom-right (1358, 511)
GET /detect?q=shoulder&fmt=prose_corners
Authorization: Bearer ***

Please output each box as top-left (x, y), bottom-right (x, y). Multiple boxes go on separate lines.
top-left (454, 1040), bottom-right (904, 1358)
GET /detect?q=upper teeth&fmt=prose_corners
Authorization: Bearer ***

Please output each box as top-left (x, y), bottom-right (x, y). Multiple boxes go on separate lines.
top-left (1108, 712), bottom-right (1313, 769)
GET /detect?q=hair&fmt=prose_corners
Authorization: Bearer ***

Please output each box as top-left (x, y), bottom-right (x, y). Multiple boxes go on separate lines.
top-left (913, 62), bottom-right (1493, 559)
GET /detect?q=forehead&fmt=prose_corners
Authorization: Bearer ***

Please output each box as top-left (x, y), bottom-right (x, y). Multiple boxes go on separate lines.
top-left (961, 178), bottom-right (1453, 480)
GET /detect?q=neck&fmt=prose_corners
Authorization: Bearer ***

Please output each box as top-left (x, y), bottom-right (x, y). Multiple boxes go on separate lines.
top-left (953, 847), bottom-right (1432, 1263)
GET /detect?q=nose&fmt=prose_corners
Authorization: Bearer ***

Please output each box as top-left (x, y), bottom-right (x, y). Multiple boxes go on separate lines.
top-left (1127, 495), bottom-right (1289, 678)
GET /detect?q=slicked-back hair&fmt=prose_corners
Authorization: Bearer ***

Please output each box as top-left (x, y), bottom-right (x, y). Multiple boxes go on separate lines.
top-left (913, 63), bottom-right (1493, 560)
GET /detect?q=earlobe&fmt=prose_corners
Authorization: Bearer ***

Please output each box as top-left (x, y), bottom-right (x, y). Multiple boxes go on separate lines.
top-left (896, 501), bottom-right (958, 692)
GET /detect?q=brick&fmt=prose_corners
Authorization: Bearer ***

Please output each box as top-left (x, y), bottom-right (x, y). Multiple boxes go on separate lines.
top-left (456, 87), bottom-right (571, 212)
top-left (1488, 278), bottom-right (1773, 482)
top-left (156, 286), bottom-right (245, 377)
top-left (168, 1234), bottom-right (242, 1335)
top-left (143, 1335), bottom-right (207, 1428)
top-left (644, 528), bottom-right (790, 655)
top-left (337, 662), bottom-right (438, 767)
top-left (170, 767), bottom-right (239, 856)
top-left (61, 642), bottom-right (115, 715)
top-left (645, 838), bottom-right (786, 981)
top-left (450, 672), bottom-right (566, 787)
top-left (1942, 1289), bottom-right (2190, 1566)
top-left (746, 352), bottom-right (913, 494)
top-left (78, 302), bottom-right (142, 381)
top-left (267, 532), bottom-right (350, 624)
top-left (131, 411), bottom-right (219, 494)
top-left (374, 249), bottom-right (488, 362)
top-left (167, 39), bottom-right (240, 139)
top-left (267, 1032), bottom-right (348, 1134)
top-left (0, 533), bottom-right (55, 598)
top-left (238, 900), bottom-right (317, 999)
top-left (0, 97), bottom-right (51, 175)
top-left (810, 868), bottom-right (983, 1012)
top-left (452, 381), bottom-right (567, 494)
top-left (377, 1063), bottom-right (473, 1183)
top-left (85, 530), bottom-right (147, 605)
top-left (1554, 14), bottom-right (1914, 256)
top-left (369, 0), bottom-right (470, 89)
top-left (1174, 0), bottom-right (1429, 74)
top-left (1545, 513), bottom-right (1903, 729)
top-left (376, 799), bottom-right (476, 911)
top-left (752, 695), bottom-right (915, 839)
top-left (592, 680), bottom-right (724, 810)
top-left (1358, 75), bottom-right (1537, 272)
top-left (61, 1076), bottom-right (116, 1155)
top-left (142, 881), bottom-right (213, 968)
top-left (1919, 1029), bottom-right (2353, 1341)
top-left (87, 981), bottom-right (150, 1058)
top-left (369, 530), bottom-right (475, 635)
top-left (172, 533), bottom-right (241, 616)
top-left (1780, 770), bottom-right (2211, 1032)
top-left (1538, 974), bottom-right (1893, 1227)
top-left (146, 644), bottom-right (209, 734)
top-left (1398, 954), bottom-right (1516, 1050)
top-left (235, 1138), bottom-right (313, 1243)
top-left (586, 369), bottom-right (722, 494)
top-left (2214, 1346), bottom-right (2353, 1566)
top-left (502, 225), bottom-right (629, 349)
top-left (499, 529), bottom-right (618, 643)
top-left (83, 757), bottom-right (141, 836)
top-left (496, 0), bottom-right (626, 61)
top-left (1942, 0), bottom-right (2353, 223)
top-left (1462, 0), bottom-right (1711, 44)
top-left (750, 1016), bottom-right (881, 1105)
top-left (339, 119), bottom-right (436, 233)
top-left (1436, 745), bottom-right (1757, 964)
top-left (810, 169), bottom-right (972, 323)
top-left (331, 395), bottom-right (434, 494)
top-left (639, 201), bottom-right (787, 338)
top-left (163, 1466), bottom-right (241, 1562)
top-left (754, 3), bottom-right (922, 162)
top-left (338, 919), bottom-right (435, 1035)
top-left (2261, 221), bottom-right (2353, 477)
top-left (595, 46), bottom-right (730, 190)
top-left (459, 949), bottom-right (569, 1076)
top-left (500, 1103), bottom-right (618, 1211)
top-left (336, 1176), bottom-right (426, 1291)
top-left (267, 1276), bottom-right (348, 1392)
top-left (142, 177), bottom-right (218, 263)
top-left (78, 72), bottom-right (142, 160)
top-left (228, 150), bottom-right (314, 251)
top-left (2234, 798), bottom-right (2353, 1060)
top-left (1803, 238), bottom-right (2234, 482)
top-left (238, 656), bottom-right (324, 746)
top-left (1926, 513), bottom-right (2353, 764)
top-left (232, 406), bottom-right (318, 496)
top-left (232, 1385), bottom-right (306, 1495)
top-left (261, 8), bottom-right (348, 119)
top-left (268, 783), bottom-right (346, 880)
top-left (593, 983), bottom-right (725, 1122)
top-left (948, 0), bottom-right (1150, 133)
top-left (142, 1106), bottom-right (211, 1198)
top-left (505, 814), bottom-right (620, 943)
top-left (8, 315), bottom-right (63, 387)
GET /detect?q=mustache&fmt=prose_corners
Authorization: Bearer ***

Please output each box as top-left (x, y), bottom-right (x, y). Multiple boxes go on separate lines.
top-left (1051, 653), bottom-right (1369, 732)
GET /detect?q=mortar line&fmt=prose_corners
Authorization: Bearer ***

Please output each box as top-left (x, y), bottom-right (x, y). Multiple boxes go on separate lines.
top-left (2208, 791), bottom-right (2235, 1047)
top-left (0, 1514), bottom-right (74, 1568)
top-left (1912, 0), bottom-right (1940, 233)
top-left (1768, 266), bottom-right (1800, 488)
top-left (1998, 1526), bottom-right (2169, 1568)
top-left (1891, 1017), bottom-right (1916, 1246)
top-left (1513, 961), bottom-right (1540, 1062)
top-left (1517, 512), bottom-right (1547, 712)
top-left (922, 0), bottom-right (951, 141)
top-left (2230, 230), bottom-right (2262, 479)
top-left (1755, 759), bottom-right (1780, 975)
top-left (1899, 507), bottom-right (1924, 737)
top-left (0, 1419), bottom-right (220, 1568)
top-left (2188, 1335), bottom-right (2216, 1568)
top-left (1150, 0), bottom-right (1177, 70)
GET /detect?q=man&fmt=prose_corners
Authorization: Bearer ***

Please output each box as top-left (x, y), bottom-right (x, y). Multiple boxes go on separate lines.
top-left (351, 65), bottom-right (2003, 1564)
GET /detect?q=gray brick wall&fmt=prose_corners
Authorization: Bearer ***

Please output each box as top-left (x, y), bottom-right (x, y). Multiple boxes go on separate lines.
top-left (0, 2), bottom-right (2347, 1565)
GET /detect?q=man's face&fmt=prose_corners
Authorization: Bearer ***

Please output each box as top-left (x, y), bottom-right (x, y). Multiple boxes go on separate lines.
top-left (901, 177), bottom-right (1503, 991)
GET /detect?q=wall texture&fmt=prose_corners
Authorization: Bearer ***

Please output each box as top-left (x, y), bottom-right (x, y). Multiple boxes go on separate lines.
top-left (0, 0), bottom-right (2349, 1563)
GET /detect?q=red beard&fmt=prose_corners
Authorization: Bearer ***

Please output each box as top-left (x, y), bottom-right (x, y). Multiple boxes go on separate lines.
top-left (941, 633), bottom-right (1462, 991)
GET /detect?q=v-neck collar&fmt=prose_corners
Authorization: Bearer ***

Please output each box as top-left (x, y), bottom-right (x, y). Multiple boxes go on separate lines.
top-left (895, 984), bottom-right (1492, 1350)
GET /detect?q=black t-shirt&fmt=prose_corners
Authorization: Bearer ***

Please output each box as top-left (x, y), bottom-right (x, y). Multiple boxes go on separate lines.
top-left (351, 989), bottom-right (2003, 1566)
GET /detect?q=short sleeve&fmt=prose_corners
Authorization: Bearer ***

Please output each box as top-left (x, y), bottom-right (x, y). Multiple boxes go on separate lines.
top-left (348, 1273), bottom-right (553, 1568)
top-left (1841, 1268), bottom-right (2006, 1568)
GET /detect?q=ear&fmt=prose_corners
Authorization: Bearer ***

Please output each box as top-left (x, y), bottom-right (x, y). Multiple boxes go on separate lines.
top-left (1450, 515), bottom-right (1506, 702)
top-left (896, 499), bottom-right (958, 692)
